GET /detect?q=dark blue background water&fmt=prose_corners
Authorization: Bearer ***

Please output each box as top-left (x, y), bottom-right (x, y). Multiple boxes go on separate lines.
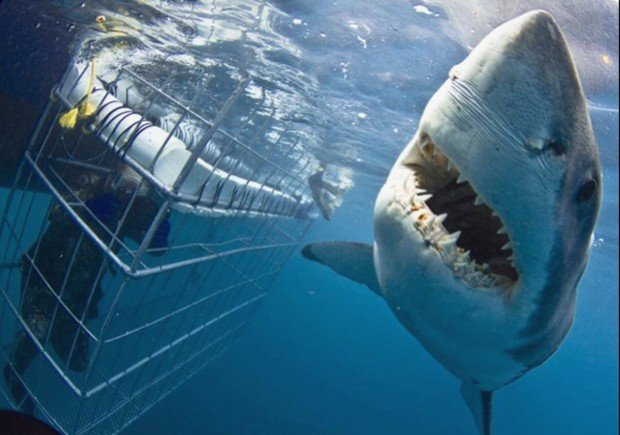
top-left (0, 0), bottom-right (617, 433)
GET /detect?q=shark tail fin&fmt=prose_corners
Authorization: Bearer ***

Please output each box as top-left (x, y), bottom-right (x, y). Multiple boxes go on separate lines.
top-left (461, 382), bottom-right (493, 435)
top-left (301, 242), bottom-right (382, 297)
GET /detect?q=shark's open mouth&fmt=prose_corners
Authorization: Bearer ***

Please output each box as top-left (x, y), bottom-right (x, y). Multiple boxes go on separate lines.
top-left (403, 133), bottom-right (518, 289)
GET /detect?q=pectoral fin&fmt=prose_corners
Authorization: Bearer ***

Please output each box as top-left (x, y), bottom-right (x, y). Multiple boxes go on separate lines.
top-left (461, 382), bottom-right (493, 435)
top-left (301, 242), bottom-right (381, 297)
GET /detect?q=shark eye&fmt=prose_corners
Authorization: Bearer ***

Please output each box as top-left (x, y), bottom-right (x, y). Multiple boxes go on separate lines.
top-left (576, 179), bottom-right (597, 202)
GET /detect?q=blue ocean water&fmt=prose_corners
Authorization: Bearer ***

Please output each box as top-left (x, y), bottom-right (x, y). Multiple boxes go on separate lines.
top-left (0, 0), bottom-right (618, 434)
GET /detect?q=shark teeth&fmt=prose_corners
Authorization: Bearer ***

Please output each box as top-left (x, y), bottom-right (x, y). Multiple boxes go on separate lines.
top-left (501, 241), bottom-right (513, 251)
top-left (408, 139), bottom-right (517, 290)
top-left (447, 230), bottom-right (461, 242)
top-left (437, 232), bottom-right (458, 249)
top-left (417, 193), bottom-right (432, 203)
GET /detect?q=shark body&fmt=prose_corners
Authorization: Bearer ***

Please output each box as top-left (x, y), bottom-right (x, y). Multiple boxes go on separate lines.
top-left (302, 10), bottom-right (601, 434)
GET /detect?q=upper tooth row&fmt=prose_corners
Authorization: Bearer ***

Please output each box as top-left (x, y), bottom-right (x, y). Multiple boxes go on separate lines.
top-left (417, 193), bottom-right (432, 203)
top-left (409, 176), bottom-right (515, 287)
top-left (415, 182), bottom-right (487, 212)
top-left (412, 178), bottom-right (509, 239)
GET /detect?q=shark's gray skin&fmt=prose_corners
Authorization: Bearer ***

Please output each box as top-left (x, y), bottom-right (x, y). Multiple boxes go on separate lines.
top-left (302, 10), bottom-right (601, 434)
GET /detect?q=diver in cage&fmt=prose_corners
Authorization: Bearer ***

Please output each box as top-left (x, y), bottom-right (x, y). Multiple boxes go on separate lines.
top-left (307, 163), bottom-right (345, 220)
top-left (2, 166), bottom-right (170, 414)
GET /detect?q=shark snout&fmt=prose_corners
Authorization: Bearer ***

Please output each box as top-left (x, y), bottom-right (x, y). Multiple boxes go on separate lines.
top-left (441, 8), bottom-right (586, 162)
top-left (451, 8), bottom-right (575, 86)
top-left (513, 9), bottom-right (558, 35)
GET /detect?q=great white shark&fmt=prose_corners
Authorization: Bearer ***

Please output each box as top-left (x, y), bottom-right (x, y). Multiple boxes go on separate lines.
top-left (302, 10), bottom-right (601, 434)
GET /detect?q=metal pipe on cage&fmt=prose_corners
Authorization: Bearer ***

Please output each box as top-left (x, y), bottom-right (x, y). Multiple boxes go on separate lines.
top-left (176, 218), bottom-right (279, 362)
top-left (55, 71), bottom-right (311, 219)
top-left (80, 272), bottom-right (131, 399)
top-left (225, 157), bottom-right (315, 284)
top-left (219, 107), bottom-right (275, 211)
top-left (169, 76), bottom-right (250, 196)
top-left (213, 88), bottom-right (269, 179)
top-left (120, 67), bottom-right (307, 187)
top-left (89, 203), bottom-right (272, 408)
top-left (78, 270), bottom-right (167, 429)
top-left (234, 123), bottom-right (296, 214)
top-left (0, 341), bottom-right (66, 432)
top-left (109, 257), bottom-right (222, 416)
top-left (63, 251), bottom-right (109, 380)
top-left (34, 143), bottom-right (303, 276)
top-left (25, 104), bottom-right (65, 172)
top-left (34, 61), bottom-right (91, 163)
top-left (75, 164), bottom-right (174, 421)
top-left (23, 152), bottom-right (133, 276)
top-left (101, 268), bottom-right (280, 345)
top-left (132, 287), bottom-right (265, 412)
top-left (109, 213), bottom-right (225, 408)
top-left (48, 157), bottom-right (113, 177)
top-left (82, 290), bottom-right (265, 400)
top-left (79, 320), bottom-right (246, 434)
top-left (3, 231), bottom-right (99, 344)
top-left (128, 201), bottom-right (170, 273)
top-left (0, 284), bottom-right (84, 397)
top-left (37, 231), bottom-right (88, 357)
top-left (128, 242), bottom-right (298, 277)
top-left (6, 191), bottom-right (54, 321)
top-left (43, 163), bottom-right (137, 265)
top-left (114, 330), bottom-right (238, 433)
top-left (137, 211), bottom-right (276, 404)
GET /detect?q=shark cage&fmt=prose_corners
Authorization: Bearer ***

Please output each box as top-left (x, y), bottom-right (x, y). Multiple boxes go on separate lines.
top-left (0, 59), bottom-right (318, 433)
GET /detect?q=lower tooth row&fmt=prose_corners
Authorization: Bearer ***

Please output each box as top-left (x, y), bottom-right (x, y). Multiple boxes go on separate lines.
top-left (416, 212), bottom-right (501, 287)
top-left (410, 171), bottom-right (511, 288)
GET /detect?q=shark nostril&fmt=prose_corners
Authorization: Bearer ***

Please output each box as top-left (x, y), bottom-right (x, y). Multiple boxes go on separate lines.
top-left (549, 140), bottom-right (567, 156)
